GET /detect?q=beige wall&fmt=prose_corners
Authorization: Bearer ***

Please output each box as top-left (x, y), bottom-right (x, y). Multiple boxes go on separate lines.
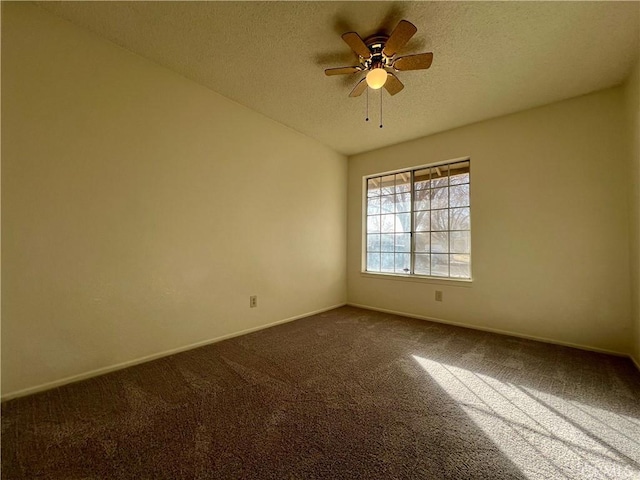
top-left (1, 3), bottom-right (347, 398)
top-left (626, 60), bottom-right (640, 366)
top-left (348, 88), bottom-right (632, 355)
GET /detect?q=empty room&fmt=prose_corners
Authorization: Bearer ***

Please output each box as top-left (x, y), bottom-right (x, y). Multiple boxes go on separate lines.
top-left (2, 1), bottom-right (639, 479)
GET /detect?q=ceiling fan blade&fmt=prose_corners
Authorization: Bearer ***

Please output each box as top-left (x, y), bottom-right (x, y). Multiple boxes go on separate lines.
top-left (393, 52), bottom-right (433, 71)
top-left (383, 20), bottom-right (417, 57)
top-left (384, 73), bottom-right (404, 96)
top-left (349, 78), bottom-right (367, 97)
top-left (324, 66), bottom-right (361, 76)
top-left (342, 32), bottom-right (372, 58)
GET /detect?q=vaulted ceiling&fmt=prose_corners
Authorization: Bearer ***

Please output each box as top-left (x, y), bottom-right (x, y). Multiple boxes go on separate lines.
top-left (36, 1), bottom-right (640, 155)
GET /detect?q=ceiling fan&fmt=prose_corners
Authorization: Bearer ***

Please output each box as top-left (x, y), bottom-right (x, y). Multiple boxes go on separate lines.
top-left (325, 20), bottom-right (433, 97)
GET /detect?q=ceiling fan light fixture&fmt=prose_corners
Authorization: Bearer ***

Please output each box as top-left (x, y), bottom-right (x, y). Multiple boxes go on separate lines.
top-left (366, 68), bottom-right (387, 89)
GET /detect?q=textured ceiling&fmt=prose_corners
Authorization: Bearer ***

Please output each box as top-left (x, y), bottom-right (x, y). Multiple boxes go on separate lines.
top-left (36, 1), bottom-right (640, 155)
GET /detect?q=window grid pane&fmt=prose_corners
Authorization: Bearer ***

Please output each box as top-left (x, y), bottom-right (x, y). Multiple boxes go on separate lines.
top-left (365, 160), bottom-right (470, 279)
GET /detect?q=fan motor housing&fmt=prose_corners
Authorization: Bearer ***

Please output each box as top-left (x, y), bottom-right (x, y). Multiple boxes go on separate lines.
top-left (362, 35), bottom-right (393, 70)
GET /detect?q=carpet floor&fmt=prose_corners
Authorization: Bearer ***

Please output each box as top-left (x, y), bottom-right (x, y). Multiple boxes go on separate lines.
top-left (2, 306), bottom-right (640, 479)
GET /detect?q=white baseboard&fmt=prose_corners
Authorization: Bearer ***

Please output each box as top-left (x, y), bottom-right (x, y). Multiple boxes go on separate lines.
top-left (1, 303), bottom-right (347, 402)
top-left (347, 302), bottom-right (632, 358)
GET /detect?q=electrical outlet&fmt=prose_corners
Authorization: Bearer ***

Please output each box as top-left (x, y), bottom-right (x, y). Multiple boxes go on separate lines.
top-left (250, 295), bottom-right (257, 308)
top-left (435, 290), bottom-right (443, 302)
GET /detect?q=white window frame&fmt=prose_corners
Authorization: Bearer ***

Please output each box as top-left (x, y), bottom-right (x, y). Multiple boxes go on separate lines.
top-left (361, 157), bottom-right (472, 283)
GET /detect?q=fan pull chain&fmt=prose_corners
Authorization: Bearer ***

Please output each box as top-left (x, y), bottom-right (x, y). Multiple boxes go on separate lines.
top-left (365, 87), bottom-right (369, 122)
top-left (379, 88), bottom-right (383, 128)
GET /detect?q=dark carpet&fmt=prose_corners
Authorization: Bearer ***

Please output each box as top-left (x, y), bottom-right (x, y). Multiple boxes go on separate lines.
top-left (2, 306), bottom-right (640, 479)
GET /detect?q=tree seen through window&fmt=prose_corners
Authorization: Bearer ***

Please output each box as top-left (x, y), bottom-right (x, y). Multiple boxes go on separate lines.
top-left (366, 160), bottom-right (470, 279)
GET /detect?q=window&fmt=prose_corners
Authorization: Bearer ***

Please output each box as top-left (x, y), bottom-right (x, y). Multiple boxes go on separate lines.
top-left (365, 159), bottom-right (471, 279)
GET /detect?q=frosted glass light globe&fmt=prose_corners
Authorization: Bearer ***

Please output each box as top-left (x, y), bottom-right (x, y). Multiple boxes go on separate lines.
top-left (366, 68), bottom-right (387, 89)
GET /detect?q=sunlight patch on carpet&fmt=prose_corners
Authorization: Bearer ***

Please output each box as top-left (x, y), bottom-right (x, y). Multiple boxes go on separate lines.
top-left (412, 355), bottom-right (640, 480)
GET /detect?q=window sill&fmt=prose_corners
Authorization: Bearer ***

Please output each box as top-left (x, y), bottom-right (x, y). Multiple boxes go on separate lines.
top-left (359, 271), bottom-right (473, 287)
